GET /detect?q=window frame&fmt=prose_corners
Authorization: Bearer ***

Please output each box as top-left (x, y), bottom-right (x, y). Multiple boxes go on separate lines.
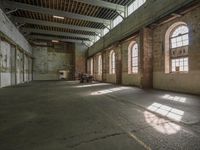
top-left (98, 55), bottom-right (102, 75)
top-left (131, 43), bottom-right (139, 74)
top-left (90, 58), bottom-right (94, 75)
top-left (169, 25), bottom-right (189, 49)
top-left (170, 57), bottom-right (189, 73)
top-left (128, 42), bottom-right (139, 74)
top-left (169, 24), bottom-right (189, 73)
top-left (109, 50), bottom-right (116, 74)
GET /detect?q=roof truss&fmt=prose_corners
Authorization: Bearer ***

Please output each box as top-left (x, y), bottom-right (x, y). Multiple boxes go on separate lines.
top-left (28, 35), bottom-right (87, 43)
top-left (11, 16), bottom-right (102, 34)
top-left (74, 0), bottom-right (125, 12)
top-left (2, 0), bottom-right (111, 25)
top-left (21, 27), bottom-right (94, 39)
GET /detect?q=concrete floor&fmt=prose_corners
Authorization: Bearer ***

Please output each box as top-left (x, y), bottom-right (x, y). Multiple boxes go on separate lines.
top-left (0, 81), bottom-right (200, 150)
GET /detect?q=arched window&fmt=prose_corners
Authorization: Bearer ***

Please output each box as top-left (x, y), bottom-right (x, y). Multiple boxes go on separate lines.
top-left (98, 55), bottom-right (102, 75)
top-left (128, 42), bottom-right (139, 74)
top-left (165, 22), bottom-right (189, 73)
top-left (170, 25), bottom-right (189, 48)
top-left (109, 50), bottom-right (115, 74)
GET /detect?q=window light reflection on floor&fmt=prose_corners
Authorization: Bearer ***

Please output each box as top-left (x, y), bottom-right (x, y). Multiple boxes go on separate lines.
top-left (147, 103), bottom-right (184, 121)
top-left (144, 111), bottom-right (181, 135)
top-left (162, 94), bottom-right (186, 103)
top-left (75, 83), bottom-right (110, 88)
top-left (91, 87), bottom-right (129, 95)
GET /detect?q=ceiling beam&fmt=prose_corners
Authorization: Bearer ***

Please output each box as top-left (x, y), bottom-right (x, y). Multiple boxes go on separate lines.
top-left (28, 35), bottom-right (86, 43)
top-left (2, 0), bottom-right (111, 25)
top-left (11, 16), bottom-right (102, 34)
top-left (21, 28), bottom-right (93, 39)
top-left (74, 0), bottom-right (125, 12)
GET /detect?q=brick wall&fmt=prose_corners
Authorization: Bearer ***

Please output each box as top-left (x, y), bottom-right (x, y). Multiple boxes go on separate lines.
top-left (152, 6), bottom-right (200, 94)
top-left (88, 6), bottom-right (200, 94)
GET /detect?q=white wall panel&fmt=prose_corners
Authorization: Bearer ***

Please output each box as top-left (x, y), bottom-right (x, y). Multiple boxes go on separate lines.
top-left (0, 40), bottom-right (11, 87)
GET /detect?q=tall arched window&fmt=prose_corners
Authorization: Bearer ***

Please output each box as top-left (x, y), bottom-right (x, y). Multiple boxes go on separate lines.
top-left (165, 22), bottom-right (189, 73)
top-left (128, 42), bottom-right (139, 74)
top-left (170, 24), bottom-right (189, 72)
top-left (98, 55), bottom-right (102, 75)
top-left (109, 50), bottom-right (115, 74)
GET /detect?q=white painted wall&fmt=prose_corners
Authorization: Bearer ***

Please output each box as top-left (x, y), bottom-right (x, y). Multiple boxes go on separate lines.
top-left (16, 49), bottom-right (23, 84)
top-left (0, 9), bottom-right (33, 88)
top-left (28, 58), bottom-right (32, 81)
top-left (24, 55), bottom-right (29, 82)
top-left (0, 41), bottom-right (11, 87)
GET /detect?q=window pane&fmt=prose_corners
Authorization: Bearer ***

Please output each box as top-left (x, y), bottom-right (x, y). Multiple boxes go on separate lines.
top-left (171, 26), bottom-right (189, 37)
top-left (127, 0), bottom-right (146, 16)
top-left (170, 25), bottom-right (189, 48)
top-left (130, 43), bottom-right (139, 73)
top-left (110, 51), bottom-right (115, 74)
top-left (103, 28), bottom-right (109, 35)
top-left (113, 16), bottom-right (123, 27)
top-left (171, 57), bottom-right (188, 72)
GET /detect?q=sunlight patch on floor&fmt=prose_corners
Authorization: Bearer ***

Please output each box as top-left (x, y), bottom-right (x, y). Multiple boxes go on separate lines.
top-left (144, 111), bottom-right (181, 135)
top-left (147, 103), bottom-right (184, 122)
top-left (162, 94), bottom-right (186, 103)
top-left (91, 87), bottom-right (129, 95)
top-left (75, 83), bottom-right (110, 88)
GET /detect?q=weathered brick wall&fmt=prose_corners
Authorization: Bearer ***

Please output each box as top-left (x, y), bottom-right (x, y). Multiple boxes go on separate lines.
top-left (33, 43), bottom-right (75, 80)
top-left (93, 53), bottom-right (102, 81)
top-left (104, 49), bottom-right (116, 83)
top-left (140, 28), bottom-right (153, 88)
top-left (153, 6), bottom-right (200, 94)
top-left (91, 29), bottom-right (153, 88)
top-left (75, 43), bottom-right (87, 77)
top-left (121, 37), bottom-right (142, 87)
top-left (89, 6), bottom-right (200, 94)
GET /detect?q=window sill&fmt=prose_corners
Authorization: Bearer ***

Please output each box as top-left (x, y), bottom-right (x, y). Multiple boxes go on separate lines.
top-left (165, 71), bottom-right (189, 74)
top-left (128, 73), bottom-right (139, 75)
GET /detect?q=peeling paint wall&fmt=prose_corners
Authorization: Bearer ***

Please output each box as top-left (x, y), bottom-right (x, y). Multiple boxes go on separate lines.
top-left (24, 54), bottom-right (29, 82)
top-left (75, 43), bottom-right (87, 77)
top-left (0, 40), bottom-right (32, 88)
top-left (0, 9), bottom-right (33, 88)
top-left (33, 43), bottom-right (75, 80)
top-left (16, 49), bottom-right (24, 84)
top-left (0, 40), bottom-right (11, 87)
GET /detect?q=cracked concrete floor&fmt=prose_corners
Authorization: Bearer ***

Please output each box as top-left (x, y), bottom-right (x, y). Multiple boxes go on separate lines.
top-left (0, 81), bottom-right (200, 150)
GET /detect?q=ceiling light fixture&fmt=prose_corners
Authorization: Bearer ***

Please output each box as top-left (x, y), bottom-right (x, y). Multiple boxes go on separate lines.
top-left (52, 40), bottom-right (59, 43)
top-left (53, 15), bottom-right (64, 19)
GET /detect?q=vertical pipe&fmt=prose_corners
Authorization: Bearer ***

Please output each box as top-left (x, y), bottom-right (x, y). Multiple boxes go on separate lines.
top-left (23, 51), bottom-right (25, 83)
top-left (14, 46), bottom-right (17, 85)
top-left (0, 37), bottom-right (1, 87)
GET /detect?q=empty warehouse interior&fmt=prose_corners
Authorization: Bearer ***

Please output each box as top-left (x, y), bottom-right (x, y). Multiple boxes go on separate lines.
top-left (0, 0), bottom-right (200, 149)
